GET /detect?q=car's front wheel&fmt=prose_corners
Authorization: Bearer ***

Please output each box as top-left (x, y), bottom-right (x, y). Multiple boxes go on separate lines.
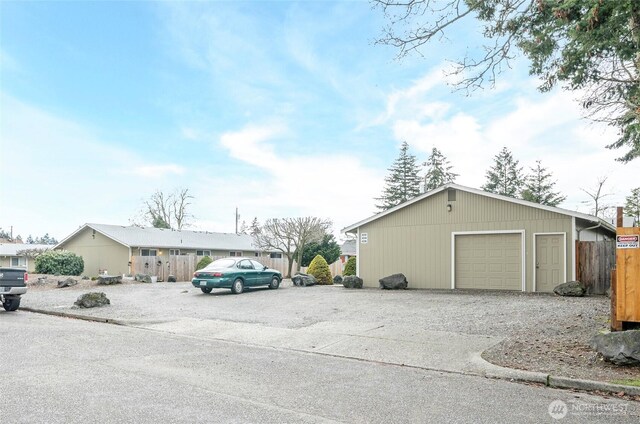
top-left (231, 278), bottom-right (244, 294)
top-left (2, 296), bottom-right (20, 312)
top-left (269, 277), bottom-right (280, 289)
top-left (200, 287), bottom-right (212, 294)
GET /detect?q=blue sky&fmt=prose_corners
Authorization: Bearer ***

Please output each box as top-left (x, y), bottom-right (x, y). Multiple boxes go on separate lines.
top-left (1, 1), bottom-right (638, 241)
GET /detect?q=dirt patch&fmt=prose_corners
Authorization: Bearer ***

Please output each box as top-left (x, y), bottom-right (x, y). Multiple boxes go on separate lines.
top-left (482, 295), bottom-right (640, 384)
top-left (26, 274), bottom-right (141, 291)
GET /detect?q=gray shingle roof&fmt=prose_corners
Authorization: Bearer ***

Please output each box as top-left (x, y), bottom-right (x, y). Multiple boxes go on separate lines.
top-left (61, 223), bottom-right (262, 251)
top-left (340, 240), bottom-right (356, 256)
top-left (0, 243), bottom-right (53, 256)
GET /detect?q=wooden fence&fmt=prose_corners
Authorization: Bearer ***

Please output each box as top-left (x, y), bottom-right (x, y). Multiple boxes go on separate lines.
top-left (131, 255), bottom-right (344, 282)
top-left (576, 240), bottom-right (616, 295)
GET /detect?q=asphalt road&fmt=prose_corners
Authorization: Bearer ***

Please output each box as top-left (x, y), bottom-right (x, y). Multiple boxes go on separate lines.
top-left (2, 311), bottom-right (637, 423)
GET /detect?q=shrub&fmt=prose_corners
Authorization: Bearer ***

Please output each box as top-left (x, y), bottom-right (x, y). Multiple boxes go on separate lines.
top-left (343, 257), bottom-right (356, 276)
top-left (307, 255), bottom-right (332, 285)
top-left (35, 250), bottom-right (84, 276)
top-left (196, 256), bottom-right (213, 270)
top-left (300, 234), bottom-right (341, 267)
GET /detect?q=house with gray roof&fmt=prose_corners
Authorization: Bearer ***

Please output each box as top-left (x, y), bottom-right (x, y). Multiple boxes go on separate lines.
top-left (55, 223), bottom-right (270, 276)
top-left (0, 243), bottom-right (52, 272)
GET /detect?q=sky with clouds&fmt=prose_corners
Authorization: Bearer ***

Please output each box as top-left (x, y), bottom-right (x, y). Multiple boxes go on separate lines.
top-left (1, 1), bottom-right (638, 242)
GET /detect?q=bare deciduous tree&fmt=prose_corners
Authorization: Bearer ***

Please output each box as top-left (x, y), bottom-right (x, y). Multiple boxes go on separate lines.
top-left (139, 188), bottom-right (194, 230)
top-left (581, 177), bottom-right (614, 219)
top-left (252, 217), bottom-right (332, 277)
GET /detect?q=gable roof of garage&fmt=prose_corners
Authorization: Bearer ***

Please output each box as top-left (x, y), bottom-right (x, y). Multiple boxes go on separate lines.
top-left (55, 223), bottom-right (262, 251)
top-left (342, 183), bottom-right (616, 233)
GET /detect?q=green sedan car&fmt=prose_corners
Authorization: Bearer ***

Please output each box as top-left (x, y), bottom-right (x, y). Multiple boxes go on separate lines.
top-left (192, 257), bottom-right (282, 294)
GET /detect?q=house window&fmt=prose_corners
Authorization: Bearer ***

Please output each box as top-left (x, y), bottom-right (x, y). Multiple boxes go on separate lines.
top-left (196, 250), bottom-right (211, 256)
top-left (254, 252), bottom-right (260, 257)
top-left (11, 257), bottom-right (26, 267)
top-left (360, 233), bottom-right (368, 244)
top-left (269, 252), bottom-right (282, 259)
top-left (169, 249), bottom-right (180, 256)
top-left (229, 251), bottom-right (242, 257)
top-left (140, 249), bottom-right (157, 256)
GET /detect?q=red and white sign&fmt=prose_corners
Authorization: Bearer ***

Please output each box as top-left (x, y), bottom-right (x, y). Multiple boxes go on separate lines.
top-left (617, 235), bottom-right (639, 249)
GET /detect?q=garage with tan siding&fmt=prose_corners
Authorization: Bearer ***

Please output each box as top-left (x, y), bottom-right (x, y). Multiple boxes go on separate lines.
top-left (342, 184), bottom-right (615, 293)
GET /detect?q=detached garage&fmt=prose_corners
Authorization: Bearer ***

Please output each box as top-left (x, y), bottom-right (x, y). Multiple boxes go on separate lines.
top-left (342, 184), bottom-right (615, 293)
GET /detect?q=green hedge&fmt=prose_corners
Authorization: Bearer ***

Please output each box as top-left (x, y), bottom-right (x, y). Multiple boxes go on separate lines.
top-left (196, 256), bottom-right (213, 270)
top-left (35, 250), bottom-right (84, 276)
top-left (343, 257), bottom-right (356, 276)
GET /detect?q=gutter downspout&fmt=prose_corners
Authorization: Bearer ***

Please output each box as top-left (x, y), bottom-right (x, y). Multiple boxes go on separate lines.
top-left (576, 221), bottom-right (602, 241)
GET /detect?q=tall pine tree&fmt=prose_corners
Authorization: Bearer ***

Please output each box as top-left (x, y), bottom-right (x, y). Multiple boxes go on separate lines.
top-left (376, 141), bottom-right (422, 211)
top-left (624, 187), bottom-right (640, 227)
top-left (482, 147), bottom-right (524, 198)
top-left (521, 160), bottom-right (566, 207)
top-left (423, 147), bottom-right (458, 192)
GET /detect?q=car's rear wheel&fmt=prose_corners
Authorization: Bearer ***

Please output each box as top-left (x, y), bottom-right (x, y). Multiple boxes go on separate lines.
top-left (2, 296), bottom-right (20, 312)
top-left (231, 278), bottom-right (244, 294)
top-left (269, 277), bottom-right (280, 289)
top-left (200, 287), bottom-right (212, 294)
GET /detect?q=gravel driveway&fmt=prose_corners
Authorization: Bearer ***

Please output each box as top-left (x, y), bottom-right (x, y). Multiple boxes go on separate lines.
top-left (23, 276), bottom-right (640, 385)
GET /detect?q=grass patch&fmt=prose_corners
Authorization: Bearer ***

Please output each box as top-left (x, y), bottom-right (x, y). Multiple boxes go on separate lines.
top-left (611, 379), bottom-right (640, 387)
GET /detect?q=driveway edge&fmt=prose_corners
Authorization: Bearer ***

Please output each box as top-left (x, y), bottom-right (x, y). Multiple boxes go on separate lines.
top-left (20, 306), bottom-right (640, 397)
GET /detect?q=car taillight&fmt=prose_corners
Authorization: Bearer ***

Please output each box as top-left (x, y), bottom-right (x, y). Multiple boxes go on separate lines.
top-left (24, 272), bottom-right (28, 282)
top-left (193, 272), bottom-right (197, 278)
top-left (213, 272), bottom-right (223, 277)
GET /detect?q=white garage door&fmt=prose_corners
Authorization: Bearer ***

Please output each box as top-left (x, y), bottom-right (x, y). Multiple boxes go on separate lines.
top-left (455, 233), bottom-right (522, 290)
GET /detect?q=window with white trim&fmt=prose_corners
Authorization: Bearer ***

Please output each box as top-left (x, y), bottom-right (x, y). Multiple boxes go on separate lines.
top-left (196, 250), bottom-right (211, 256)
top-left (360, 233), bottom-right (368, 244)
top-left (229, 251), bottom-right (242, 257)
top-left (11, 257), bottom-right (26, 267)
top-left (269, 252), bottom-right (282, 259)
top-left (140, 249), bottom-right (157, 256)
top-left (169, 249), bottom-right (180, 256)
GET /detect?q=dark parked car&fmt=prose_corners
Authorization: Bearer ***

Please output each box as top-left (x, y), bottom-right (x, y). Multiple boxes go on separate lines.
top-left (0, 267), bottom-right (28, 311)
top-left (192, 258), bottom-right (282, 294)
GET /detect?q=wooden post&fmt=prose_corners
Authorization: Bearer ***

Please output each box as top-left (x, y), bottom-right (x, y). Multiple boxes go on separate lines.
top-left (617, 206), bottom-right (623, 228)
top-left (611, 269), bottom-right (622, 331)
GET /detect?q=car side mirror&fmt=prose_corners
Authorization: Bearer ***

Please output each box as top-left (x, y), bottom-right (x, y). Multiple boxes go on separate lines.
top-left (263, 266), bottom-right (268, 270)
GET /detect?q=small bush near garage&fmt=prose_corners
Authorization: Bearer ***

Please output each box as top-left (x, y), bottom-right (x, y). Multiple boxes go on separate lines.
top-left (307, 255), bottom-right (332, 285)
top-left (35, 250), bottom-right (84, 276)
top-left (196, 256), bottom-right (213, 270)
top-left (343, 257), bottom-right (356, 276)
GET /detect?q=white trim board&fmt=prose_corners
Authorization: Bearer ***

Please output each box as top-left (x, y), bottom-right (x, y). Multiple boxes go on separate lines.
top-left (356, 228), bottom-right (360, 277)
top-left (451, 230), bottom-right (526, 292)
top-left (532, 232), bottom-right (567, 292)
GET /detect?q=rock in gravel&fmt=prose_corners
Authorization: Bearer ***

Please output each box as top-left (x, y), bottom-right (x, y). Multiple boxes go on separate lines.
top-left (292, 273), bottom-right (316, 287)
top-left (553, 281), bottom-right (586, 297)
top-left (590, 330), bottom-right (640, 365)
top-left (57, 278), bottom-right (78, 288)
top-left (135, 274), bottom-right (152, 283)
top-left (333, 275), bottom-right (343, 285)
top-left (343, 276), bottom-right (363, 289)
top-left (97, 275), bottom-right (122, 285)
top-left (74, 292), bottom-right (110, 308)
top-left (379, 273), bottom-right (408, 290)
top-left (167, 275), bottom-right (177, 283)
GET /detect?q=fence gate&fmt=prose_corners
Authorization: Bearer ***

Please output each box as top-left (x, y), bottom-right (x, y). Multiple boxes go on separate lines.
top-left (576, 240), bottom-right (616, 295)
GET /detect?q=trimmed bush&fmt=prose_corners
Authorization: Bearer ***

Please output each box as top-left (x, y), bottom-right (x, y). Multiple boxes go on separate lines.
top-left (343, 257), bottom-right (356, 276)
top-left (307, 255), bottom-right (332, 285)
top-left (196, 256), bottom-right (213, 270)
top-left (35, 250), bottom-right (84, 276)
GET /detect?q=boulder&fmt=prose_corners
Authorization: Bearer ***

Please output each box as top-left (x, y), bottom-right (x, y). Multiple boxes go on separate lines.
top-left (81, 276), bottom-right (90, 280)
top-left (333, 275), bottom-right (343, 285)
top-left (167, 275), bottom-right (177, 283)
top-left (135, 274), bottom-right (152, 284)
top-left (590, 330), bottom-right (640, 366)
top-left (379, 273), bottom-right (408, 290)
top-left (57, 278), bottom-right (78, 288)
top-left (292, 273), bottom-right (316, 287)
top-left (97, 275), bottom-right (122, 285)
top-left (553, 281), bottom-right (586, 297)
top-left (343, 276), bottom-right (363, 289)
top-left (74, 292), bottom-right (110, 308)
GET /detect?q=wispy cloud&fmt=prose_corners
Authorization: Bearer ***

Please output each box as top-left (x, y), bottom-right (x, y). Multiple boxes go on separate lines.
top-left (129, 164), bottom-right (185, 178)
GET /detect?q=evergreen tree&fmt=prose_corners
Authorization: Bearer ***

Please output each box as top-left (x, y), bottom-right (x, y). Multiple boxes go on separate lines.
top-left (300, 234), bottom-right (341, 267)
top-left (482, 147), bottom-right (524, 198)
top-left (521, 160), bottom-right (566, 207)
top-left (423, 147), bottom-right (458, 192)
top-left (624, 187), bottom-right (640, 227)
top-left (26, 235), bottom-right (34, 244)
top-left (376, 141), bottom-right (422, 211)
top-left (249, 217), bottom-right (260, 238)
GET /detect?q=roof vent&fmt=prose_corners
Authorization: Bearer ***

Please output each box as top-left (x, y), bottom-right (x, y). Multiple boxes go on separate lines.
top-left (448, 189), bottom-right (457, 202)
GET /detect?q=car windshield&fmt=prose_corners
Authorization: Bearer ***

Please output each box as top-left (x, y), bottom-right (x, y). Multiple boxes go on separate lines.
top-left (204, 259), bottom-right (236, 269)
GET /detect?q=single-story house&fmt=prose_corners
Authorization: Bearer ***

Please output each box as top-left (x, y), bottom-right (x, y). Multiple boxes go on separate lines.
top-left (55, 223), bottom-right (272, 276)
top-left (339, 239), bottom-right (356, 264)
top-left (342, 183), bottom-right (616, 293)
top-left (0, 243), bottom-right (52, 272)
